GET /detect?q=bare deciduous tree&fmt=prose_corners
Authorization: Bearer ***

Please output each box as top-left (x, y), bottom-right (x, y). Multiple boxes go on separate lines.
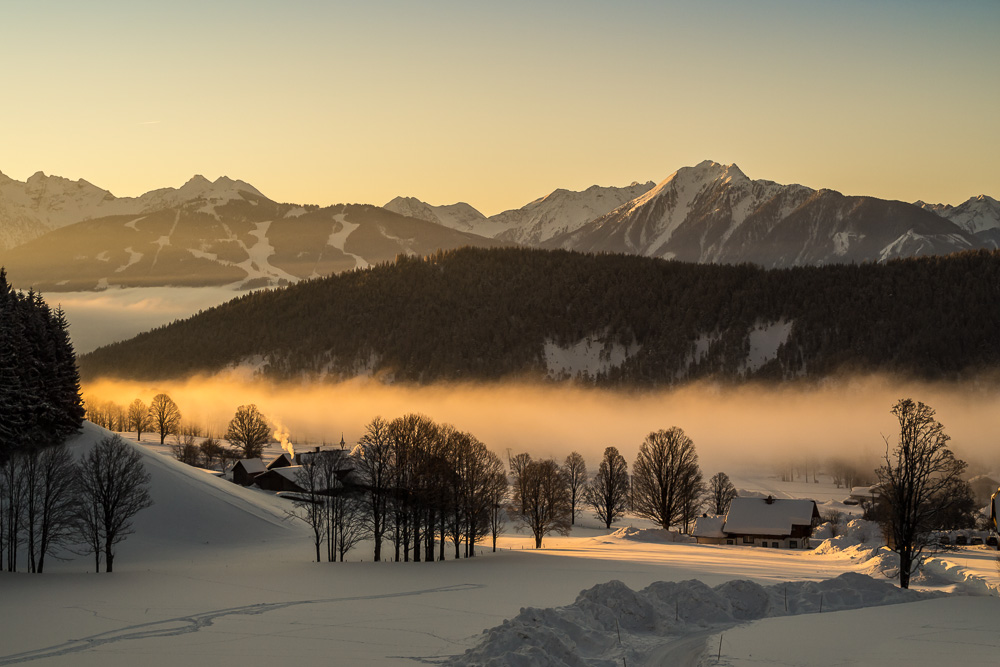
top-left (512, 458), bottom-right (571, 548)
top-left (356, 417), bottom-right (394, 561)
top-left (706, 471), bottom-right (738, 516)
top-left (127, 399), bottom-right (149, 442)
top-left (877, 398), bottom-right (969, 589)
top-left (76, 435), bottom-right (153, 573)
top-left (632, 427), bottom-right (702, 531)
top-left (225, 404), bottom-right (271, 459)
top-left (147, 394), bottom-right (181, 445)
top-left (563, 452), bottom-right (587, 526)
top-left (584, 447), bottom-right (630, 529)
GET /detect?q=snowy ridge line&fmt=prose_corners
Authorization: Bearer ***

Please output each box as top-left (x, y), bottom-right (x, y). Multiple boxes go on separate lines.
top-left (447, 573), bottom-right (938, 666)
top-left (0, 584), bottom-right (484, 665)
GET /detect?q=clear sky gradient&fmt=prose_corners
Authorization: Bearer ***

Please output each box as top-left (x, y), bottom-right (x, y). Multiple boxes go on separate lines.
top-left (3, 0), bottom-right (997, 215)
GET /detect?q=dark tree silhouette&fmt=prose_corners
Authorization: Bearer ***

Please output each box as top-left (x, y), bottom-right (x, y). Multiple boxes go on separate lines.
top-left (632, 427), bottom-right (702, 530)
top-left (76, 435), bottom-right (153, 573)
top-left (585, 447), bottom-right (630, 529)
top-left (147, 394), bottom-right (181, 445)
top-left (512, 458), bottom-right (571, 548)
top-left (127, 399), bottom-right (149, 442)
top-left (563, 452), bottom-right (587, 526)
top-left (225, 404), bottom-right (271, 458)
top-left (876, 399), bottom-right (968, 589)
top-left (706, 472), bottom-right (738, 515)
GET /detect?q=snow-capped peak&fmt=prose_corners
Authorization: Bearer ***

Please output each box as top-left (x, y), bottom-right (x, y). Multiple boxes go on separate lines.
top-left (916, 194), bottom-right (1000, 235)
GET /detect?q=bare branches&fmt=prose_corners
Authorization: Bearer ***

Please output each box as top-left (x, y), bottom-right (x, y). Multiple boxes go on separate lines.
top-left (876, 398), bottom-right (967, 588)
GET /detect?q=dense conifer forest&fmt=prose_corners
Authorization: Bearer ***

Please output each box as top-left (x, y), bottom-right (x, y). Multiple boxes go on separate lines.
top-left (0, 268), bottom-right (84, 462)
top-left (78, 247), bottom-right (1000, 386)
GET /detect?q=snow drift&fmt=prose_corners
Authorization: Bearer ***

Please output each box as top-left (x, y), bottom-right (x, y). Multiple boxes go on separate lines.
top-left (449, 572), bottom-right (939, 666)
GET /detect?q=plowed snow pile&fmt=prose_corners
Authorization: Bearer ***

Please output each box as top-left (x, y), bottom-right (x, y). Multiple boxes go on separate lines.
top-left (449, 572), bottom-right (937, 666)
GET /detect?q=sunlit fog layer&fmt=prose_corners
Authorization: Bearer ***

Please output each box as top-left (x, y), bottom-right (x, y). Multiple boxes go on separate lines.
top-left (44, 286), bottom-right (247, 354)
top-left (84, 373), bottom-right (1000, 476)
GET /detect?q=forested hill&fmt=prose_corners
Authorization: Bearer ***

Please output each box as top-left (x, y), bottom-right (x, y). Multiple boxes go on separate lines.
top-left (78, 247), bottom-right (1000, 386)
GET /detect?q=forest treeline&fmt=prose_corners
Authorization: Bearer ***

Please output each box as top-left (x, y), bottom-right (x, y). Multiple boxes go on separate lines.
top-left (78, 247), bottom-right (1000, 386)
top-left (0, 268), bottom-right (84, 459)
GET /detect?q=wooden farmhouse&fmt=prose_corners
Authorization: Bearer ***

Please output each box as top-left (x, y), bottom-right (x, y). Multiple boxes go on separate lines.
top-left (720, 496), bottom-right (821, 549)
top-left (232, 458), bottom-right (266, 486)
top-left (254, 466), bottom-right (307, 493)
top-left (266, 452), bottom-right (295, 470)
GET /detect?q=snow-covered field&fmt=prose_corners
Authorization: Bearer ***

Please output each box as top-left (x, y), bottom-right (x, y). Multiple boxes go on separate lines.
top-left (2, 423), bottom-right (997, 666)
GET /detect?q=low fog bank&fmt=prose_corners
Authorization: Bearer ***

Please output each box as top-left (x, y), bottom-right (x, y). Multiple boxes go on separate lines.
top-left (44, 286), bottom-right (247, 354)
top-left (82, 373), bottom-right (1000, 477)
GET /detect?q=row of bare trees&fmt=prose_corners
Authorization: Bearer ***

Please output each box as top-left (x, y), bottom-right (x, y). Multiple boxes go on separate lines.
top-left (294, 414), bottom-right (508, 563)
top-left (85, 394), bottom-right (182, 445)
top-left (0, 435), bottom-right (152, 574)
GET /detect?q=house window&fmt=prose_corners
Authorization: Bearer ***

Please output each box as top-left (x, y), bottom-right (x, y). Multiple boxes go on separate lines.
top-left (789, 540), bottom-right (797, 549)
top-left (772, 542), bottom-right (779, 548)
top-left (742, 536), bottom-right (753, 544)
top-left (726, 539), bottom-right (735, 545)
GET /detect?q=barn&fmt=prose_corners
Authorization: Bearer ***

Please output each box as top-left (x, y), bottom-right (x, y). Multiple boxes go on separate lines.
top-left (232, 458), bottom-right (266, 486)
top-left (254, 466), bottom-right (307, 493)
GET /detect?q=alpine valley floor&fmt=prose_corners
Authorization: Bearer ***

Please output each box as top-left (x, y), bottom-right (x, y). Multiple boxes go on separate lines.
top-left (1, 423), bottom-right (997, 666)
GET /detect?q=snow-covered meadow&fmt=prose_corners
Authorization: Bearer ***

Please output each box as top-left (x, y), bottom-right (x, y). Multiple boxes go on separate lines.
top-left (2, 423), bottom-right (997, 666)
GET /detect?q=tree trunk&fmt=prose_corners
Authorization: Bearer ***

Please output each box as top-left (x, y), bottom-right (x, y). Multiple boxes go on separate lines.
top-left (534, 533), bottom-right (542, 549)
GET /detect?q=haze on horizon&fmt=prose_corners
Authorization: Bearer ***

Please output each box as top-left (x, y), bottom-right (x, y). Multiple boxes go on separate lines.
top-left (3, 1), bottom-right (998, 216)
top-left (84, 371), bottom-right (1000, 483)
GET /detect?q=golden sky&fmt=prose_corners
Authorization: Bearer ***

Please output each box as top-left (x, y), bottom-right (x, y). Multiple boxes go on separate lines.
top-left (4, 1), bottom-right (997, 215)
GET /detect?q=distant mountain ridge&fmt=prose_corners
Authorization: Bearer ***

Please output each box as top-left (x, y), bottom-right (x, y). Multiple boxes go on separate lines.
top-left (0, 171), bottom-right (263, 251)
top-left (540, 161), bottom-right (990, 267)
top-left (2, 164), bottom-right (997, 291)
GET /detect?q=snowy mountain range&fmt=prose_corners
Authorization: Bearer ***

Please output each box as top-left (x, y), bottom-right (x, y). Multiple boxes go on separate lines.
top-left (1, 164), bottom-right (996, 290)
top-left (540, 161), bottom-right (989, 267)
top-left (0, 177), bottom-right (499, 291)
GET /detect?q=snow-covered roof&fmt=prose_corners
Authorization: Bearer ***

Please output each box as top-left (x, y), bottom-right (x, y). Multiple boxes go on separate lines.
top-left (236, 458), bottom-right (266, 474)
top-left (267, 453), bottom-right (294, 469)
top-left (723, 497), bottom-right (818, 536)
top-left (692, 516), bottom-right (726, 538)
top-left (270, 466), bottom-right (303, 482)
top-left (849, 485), bottom-right (880, 498)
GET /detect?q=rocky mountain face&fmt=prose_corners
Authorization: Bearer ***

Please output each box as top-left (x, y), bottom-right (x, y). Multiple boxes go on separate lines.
top-left (487, 181), bottom-right (657, 245)
top-left (916, 194), bottom-right (1000, 248)
top-left (542, 161), bottom-right (983, 267)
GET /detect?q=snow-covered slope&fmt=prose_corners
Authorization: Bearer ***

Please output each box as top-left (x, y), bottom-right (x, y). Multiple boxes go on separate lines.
top-left (545, 161), bottom-right (981, 268)
top-left (916, 194), bottom-right (1000, 248)
top-left (0, 201), bottom-right (500, 291)
top-left (383, 196), bottom-right (499, 235)
top-left (0, 171), bottom-right (264, 251)
top-left (488, 181), bottom-right (656, 245)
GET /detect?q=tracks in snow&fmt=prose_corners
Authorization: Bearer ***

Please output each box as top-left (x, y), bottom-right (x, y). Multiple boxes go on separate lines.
top-left (0, 583), bottom-right (484, 665)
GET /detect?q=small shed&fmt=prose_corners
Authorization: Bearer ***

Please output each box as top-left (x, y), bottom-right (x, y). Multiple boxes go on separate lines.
top-left (232, 458), bottom-right (266, 486)
top-left (692, 515), bottom-right (727, 545)
top-left (254, 466), bottom-right (306, 493)
top-left (844, 484), bottom-right (880, 506)
top-left (266, 453), bottom-right (295, 470)
top-left (723, 496), bottom-right (820, 549)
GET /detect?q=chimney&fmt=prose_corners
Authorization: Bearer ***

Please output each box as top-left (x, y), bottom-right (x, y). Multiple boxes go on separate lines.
top-left (765, 495), bottom-right (774, 504)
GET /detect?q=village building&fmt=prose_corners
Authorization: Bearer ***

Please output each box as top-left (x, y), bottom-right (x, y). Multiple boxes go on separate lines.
top-left (719, 496), bottom-right (821, 549)
top-left (844, 484), bottom-right (881, 506)
top-left (266, 452), bottom-right (295, 470)
top-left (231, 458), bottom-right (266, 486)
top-left (254, 466), bottom-right (307, 493)
top-left (691, 515), bottom-right (727, 545)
